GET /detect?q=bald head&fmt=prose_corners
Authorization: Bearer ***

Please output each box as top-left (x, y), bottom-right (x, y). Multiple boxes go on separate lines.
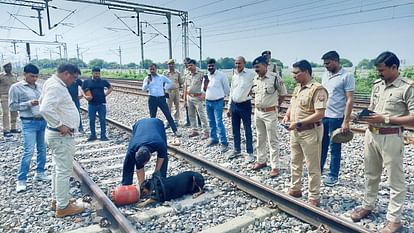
top-left (235, 56), bottom-right (246, 73)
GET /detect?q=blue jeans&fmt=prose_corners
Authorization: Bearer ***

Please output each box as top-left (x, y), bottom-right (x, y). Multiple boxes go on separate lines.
top-left (88, 103), bottom-right (107, 138)
top-left (148, 96), bottom-right (177, 133)
top-left (230, 100), bottom-right (253, 153)
top-left (18, 119), bottom-right (47, 181)
top-left (320, 117), bottom-right (343, 178)
top-left (74, 100), bottom-right (83, 131)
top-left (121, 154), bottom-right (169, 185)
top-left (206, 98), bottom-right (227, 145)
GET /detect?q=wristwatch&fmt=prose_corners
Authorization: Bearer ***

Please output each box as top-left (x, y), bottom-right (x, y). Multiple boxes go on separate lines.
top-left (296, 122), bottom-right (302, 128)
top-left (384, 116), bottom-right (390, 124)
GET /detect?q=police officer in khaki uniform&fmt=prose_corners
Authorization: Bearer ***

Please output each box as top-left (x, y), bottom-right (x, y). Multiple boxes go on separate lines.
top-left (164, 59), bottom-right (183, 125)
top-left (282, 60), bottom-right (328, 207)
top-left (251, 56), bottom-right (287, 178)
top-left (262, 50), bottom-right (282, 78)
top-left (350, 51), bottom-right (414, 233)
top-left (0, 61), bottom-right (19, 137)
top-left (183, 59), bottom-right (209, 139)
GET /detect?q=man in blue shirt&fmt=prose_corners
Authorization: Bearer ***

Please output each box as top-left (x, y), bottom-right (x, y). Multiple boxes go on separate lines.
top-left (82, 67), bottom-right (113, 141)
top-left (67, 75), bottom-right (84, 133)
top-left (121, 118), bottom-right (169, 186)
top-left (143, 63), bottom-right (180, 137)
top-left (320, 51), bottom-right (355, 186)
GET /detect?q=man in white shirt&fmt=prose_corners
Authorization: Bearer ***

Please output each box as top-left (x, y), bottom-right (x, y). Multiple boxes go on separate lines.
top-left (227, 56), bottom-right (255, 162)
top-left (40, 64), bottom-right (85, 218)
top-left (205, 58), bottom-right (230, 153)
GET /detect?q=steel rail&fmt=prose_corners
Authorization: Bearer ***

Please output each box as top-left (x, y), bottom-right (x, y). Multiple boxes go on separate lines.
top-left (96, 109), bottom-right (371, 233)
top-left (76, 107), bottom-right (138, 233)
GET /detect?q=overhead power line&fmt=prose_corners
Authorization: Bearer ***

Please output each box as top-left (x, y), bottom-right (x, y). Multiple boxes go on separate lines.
top-left (191, 0), bottom-right (272, 20)
top-left (203, 2), bottom-right (414, 37)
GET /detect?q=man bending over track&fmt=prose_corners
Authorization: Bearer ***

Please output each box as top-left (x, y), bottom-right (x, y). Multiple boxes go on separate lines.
top-left (121, 118), bottom-right (169, 187)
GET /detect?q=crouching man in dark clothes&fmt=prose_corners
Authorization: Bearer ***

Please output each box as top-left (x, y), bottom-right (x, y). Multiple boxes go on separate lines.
top-left (138, 171), bottom-right (205, 208)
top-left (121, 118), bottom-right (168, 186)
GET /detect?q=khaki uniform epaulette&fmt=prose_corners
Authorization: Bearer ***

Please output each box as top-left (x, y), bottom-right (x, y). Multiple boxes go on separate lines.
top-left (373, 78), bottom-right (382, 85)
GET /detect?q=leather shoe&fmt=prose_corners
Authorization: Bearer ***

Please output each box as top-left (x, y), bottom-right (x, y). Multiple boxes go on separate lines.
top-left (350, 208), bottom-right (371, 222)
top-left (56, 202), bottom-right (85, 218)
top-left (287, 188), bottom-right (302, 198)
top-left (51, 198), bottom-right (77, 211)
top-left (252, 162), bottom-right (267, 170)
top-left (269, 168), bottom-right (279, 178)
top-left (309, 199), bottom-right (320, 207)
top-left (379, 221), bottom-right (402, 233)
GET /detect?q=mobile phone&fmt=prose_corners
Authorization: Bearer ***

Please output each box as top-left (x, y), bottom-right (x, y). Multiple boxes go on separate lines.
top-left (358, 108), bottom-right (375, 119)
top-left (279, 123), bottom-right (289, 130)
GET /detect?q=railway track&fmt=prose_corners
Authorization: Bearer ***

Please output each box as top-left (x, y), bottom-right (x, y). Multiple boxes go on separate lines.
top-left (72, 109), bottom-right (370, 233)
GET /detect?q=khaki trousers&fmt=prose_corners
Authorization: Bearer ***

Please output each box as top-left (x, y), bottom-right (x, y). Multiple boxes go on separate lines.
top-left (1, 94), bottom-right (17, 132)
top-left (46, 130), bottom-right (75, 209)
top-left (167, 90), bottom-right (180, 122)
top-left (290, 126), bottom-right (323, 200)
top-left (254, 109), bottom-right (279, 169)
top-left (363, 130), bottom-right (406, 222)
top-left (187, 96), bottom-right (208, 133)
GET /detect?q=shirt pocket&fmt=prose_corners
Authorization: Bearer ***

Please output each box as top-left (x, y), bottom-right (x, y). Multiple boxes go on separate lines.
top-left (265, 82), bottom-right (276, 94)
top-left (385, 92), bottom-right (405, 113)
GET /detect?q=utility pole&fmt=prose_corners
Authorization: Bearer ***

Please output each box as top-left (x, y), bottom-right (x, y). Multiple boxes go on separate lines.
top-left (12, 42), bottom-right (17, 54)
top-left (140, 21), bottom-right (145, 69)
top-left (76, 44), bottom-right (80, 61)
top-left (166, 13), bottom-right (172, 59)
top-left (118, 45), bottom-right (122, 69)
top-left (196, 27), bottom-right (202, 68)
top-left (55, 34), bottom-right (63, 59)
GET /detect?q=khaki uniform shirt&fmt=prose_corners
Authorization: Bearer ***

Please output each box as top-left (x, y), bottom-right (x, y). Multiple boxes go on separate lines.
top-left (164, 70), bottom-right (183, 93)
top-left (290, 81), bottom-right (328, 122)
top-left (368, 76), bottom-right (414, 127)
top-left (267, 63), bottom-right (278, 74)
top-left (252, 71), bottom-right (287, 108)
top-left (0, 72), bottom-right (18, 95)
top-left (185, 70), bottom-right (205, 94)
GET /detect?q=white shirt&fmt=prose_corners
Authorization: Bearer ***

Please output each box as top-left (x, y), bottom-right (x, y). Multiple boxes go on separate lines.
top-left (39, 75), bottom-right (80, 129)
top-left (205, 70), bottom-right (230, 101)
top-left (229, 68), bottom-right (255, 107)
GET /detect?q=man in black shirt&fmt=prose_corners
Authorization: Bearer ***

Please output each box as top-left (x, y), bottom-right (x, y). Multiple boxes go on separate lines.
top-left (67, 74), bottom-right (84, 133)
top-left (82, 67), bottom-right (113, 141)
top-left (121, 118), bottom-right (169, 186)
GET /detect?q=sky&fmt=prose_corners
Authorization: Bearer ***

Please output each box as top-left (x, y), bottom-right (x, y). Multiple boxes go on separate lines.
top-left (1, 0), bottom-right (414, 67)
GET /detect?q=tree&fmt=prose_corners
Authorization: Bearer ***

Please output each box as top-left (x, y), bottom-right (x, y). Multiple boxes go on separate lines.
top-left (88, 58), bottom-right (105, 69)
top-left (217, 57), bottom-right (235, 69)
top-left (310, 62), bottom-right (323, 68)
top-left (126, 62), bottom-right (138, 69)
top-left (140, 59), bottom-right (154, 69)
top-left (357, 59), bottom-right (375, 69)
top-left (68, 58), bottom-right (87, 68)
top-left (340, 58), bottom-right (353, 67)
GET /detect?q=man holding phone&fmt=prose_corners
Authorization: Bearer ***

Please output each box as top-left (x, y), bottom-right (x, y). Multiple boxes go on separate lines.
top-left (143, 63), bottom-right (180, 137)
top-left (350, 52), bottom-right (414, 233)
top-left (9, 64), bottom-right (50, 193)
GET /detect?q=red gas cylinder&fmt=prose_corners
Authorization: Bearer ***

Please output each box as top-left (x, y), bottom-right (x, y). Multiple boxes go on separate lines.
top-left (111, 185), bottom-right (139, 206)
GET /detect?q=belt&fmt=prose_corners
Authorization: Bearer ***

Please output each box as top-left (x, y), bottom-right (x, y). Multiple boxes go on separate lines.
top-left (368, 125), bottom-right (403, 135)
top-left (20, 116), bottom-right (44, 121)
top-left (167, 89), bottom-right (179, 93)
top-left (233, 100), bottom-right (251, 105)
top-left (149, 95), bottom-right (165, 98)
top-left (188, 93), bottom-right (203, 97)
top-left (47, 126), bottom-right (74, 133)
top-left (206, 98), bottom-right (224, 102)
top-left (297, 122), bottom-right (321, 132)
top-left (256, 106), bottom-right (276, 112)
